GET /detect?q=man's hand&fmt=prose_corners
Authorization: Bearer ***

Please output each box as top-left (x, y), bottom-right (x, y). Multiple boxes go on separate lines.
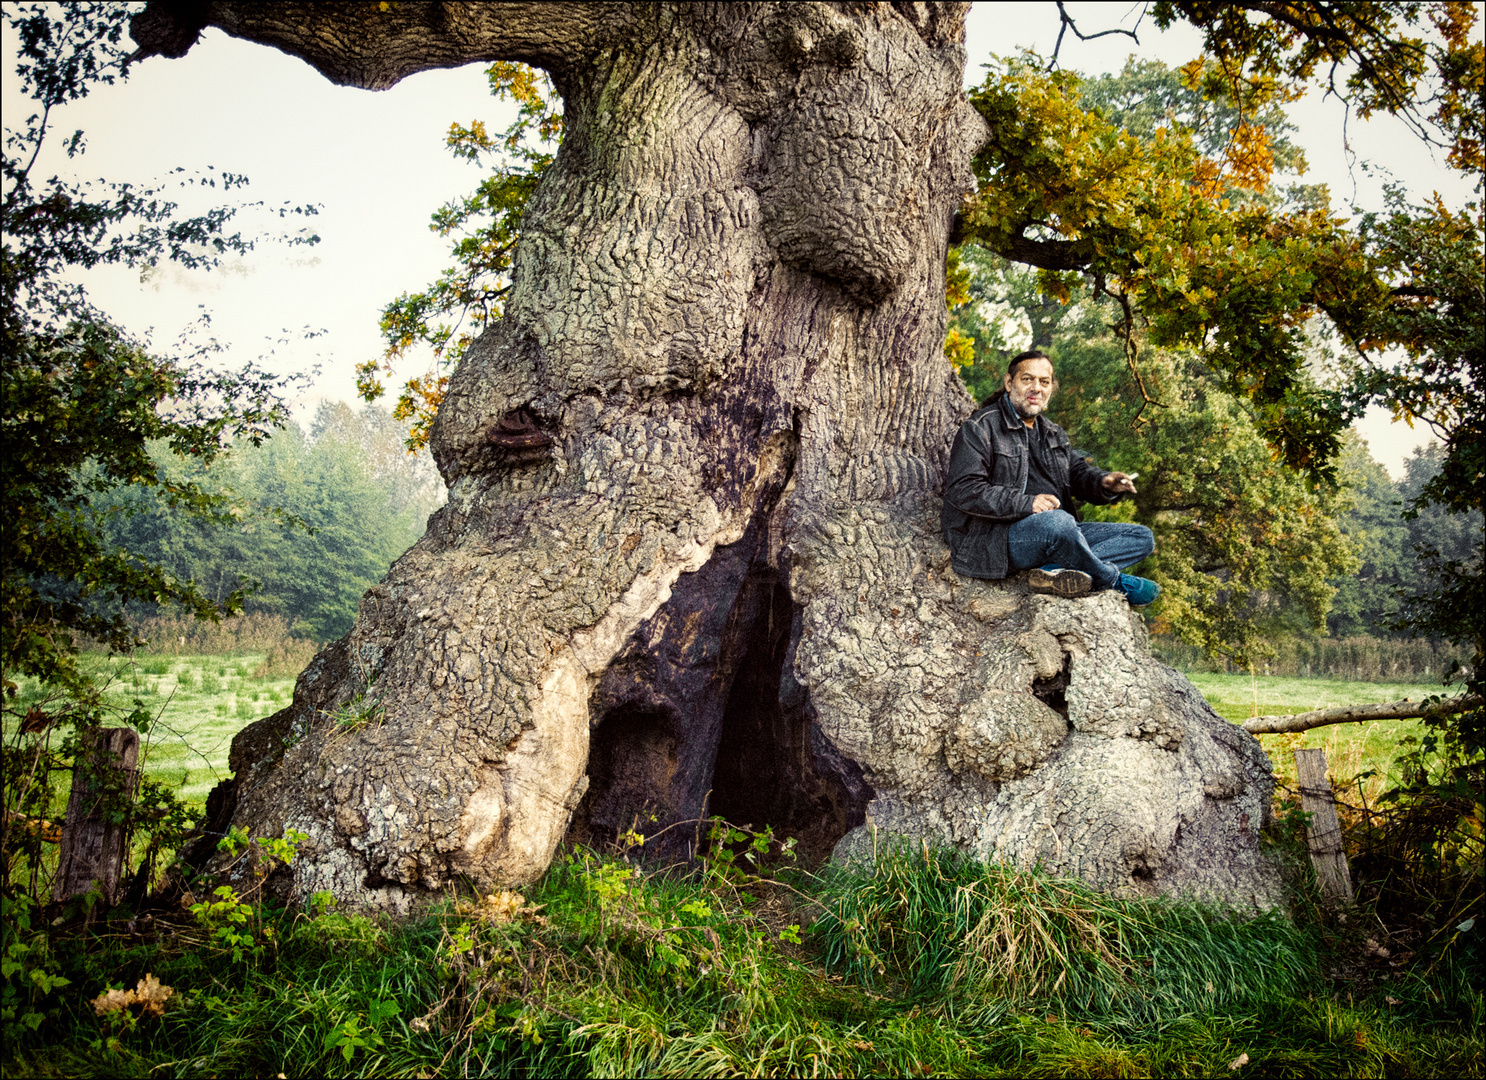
top-left (1031, 493), bottom-right (1061, 513)
top-left (1101, 472), bottom-right (1138, 495)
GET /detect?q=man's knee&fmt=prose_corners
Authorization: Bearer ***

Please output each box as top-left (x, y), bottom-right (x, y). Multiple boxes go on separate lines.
top-left (1131, 524), bottom-right (1155, 557)
top-left (1041, 509), bottom-right (1079, 536)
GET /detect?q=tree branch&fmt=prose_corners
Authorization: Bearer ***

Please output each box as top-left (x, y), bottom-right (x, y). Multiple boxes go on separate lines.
top-left (997, 232), bottom-right (1092, 272)
top-left (130, 1), bottom-right (635, 89)
top-left (1243, 694), bottom-right (1483, 735)
top-left (1050, 1), bottom-right (1144, 70)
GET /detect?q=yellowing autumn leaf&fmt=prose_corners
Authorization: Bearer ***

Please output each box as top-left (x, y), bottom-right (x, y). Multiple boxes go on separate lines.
top-left (92, 987), bottom-right (135, 1016)
top-left (134, 973), bottom-right (174, 1017)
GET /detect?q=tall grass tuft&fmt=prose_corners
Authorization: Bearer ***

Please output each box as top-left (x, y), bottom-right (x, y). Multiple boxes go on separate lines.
top-left (814, 844), bottom-right (1312, 1024)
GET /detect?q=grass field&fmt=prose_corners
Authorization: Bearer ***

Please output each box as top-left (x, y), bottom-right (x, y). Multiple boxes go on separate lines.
top-left (10, 658), bottom-right (1448, 812)
top-left (1187, 672), bottom-right (1451, 800)
top-left (7, 652), bottom-right (297, 807)
top-left (1188, 671), bottom-right (1448, 725)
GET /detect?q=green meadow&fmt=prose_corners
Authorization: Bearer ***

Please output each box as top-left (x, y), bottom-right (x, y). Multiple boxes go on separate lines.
top-left (1187, 673), bottom-right (1451, 797)
top-left (8, 658), bottom-right (1450, 812)
top-left (7, 653), bottom-right (297, 809)
top-left (1187, 672), bottom-right (1447, 726)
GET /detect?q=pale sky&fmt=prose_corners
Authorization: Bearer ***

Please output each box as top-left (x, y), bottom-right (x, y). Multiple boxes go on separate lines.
top-left (6, 2), bottom-right (1476, 477)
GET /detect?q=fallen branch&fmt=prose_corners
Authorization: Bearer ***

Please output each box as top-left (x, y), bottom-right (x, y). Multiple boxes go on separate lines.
top-left (1243, 694), bottom-right (1483, 735)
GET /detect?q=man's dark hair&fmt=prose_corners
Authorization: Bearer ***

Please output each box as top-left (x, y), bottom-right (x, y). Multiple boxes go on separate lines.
top-left (1007, 349), bottom-right (1052, 378)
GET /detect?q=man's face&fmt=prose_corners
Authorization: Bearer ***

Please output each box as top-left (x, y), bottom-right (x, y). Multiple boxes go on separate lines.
top-left (1004, 358), bottom-right (1055, 418)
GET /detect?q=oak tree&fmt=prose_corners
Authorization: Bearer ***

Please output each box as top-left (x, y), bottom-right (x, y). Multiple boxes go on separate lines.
top-left (126, 1), bottom-right (1478, 909)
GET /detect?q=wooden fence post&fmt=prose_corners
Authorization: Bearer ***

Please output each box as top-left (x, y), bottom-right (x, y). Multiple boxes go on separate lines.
top-left (1293, 747), bottom-right (1354, 907)
top-left (52, 727), bottom-right (140, 908)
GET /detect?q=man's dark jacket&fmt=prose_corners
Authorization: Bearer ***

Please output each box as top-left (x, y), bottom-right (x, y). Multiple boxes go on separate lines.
top-left (940, 393), bottom-right (1117, 579)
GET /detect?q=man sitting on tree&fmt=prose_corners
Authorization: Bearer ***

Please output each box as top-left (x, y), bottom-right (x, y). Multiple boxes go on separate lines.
top-left (941, 350), bottom-right (1161, 604)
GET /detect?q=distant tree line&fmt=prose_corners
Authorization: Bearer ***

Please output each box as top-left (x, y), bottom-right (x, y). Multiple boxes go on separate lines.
top-left (97, 402), bottom-right (444, 642)
top-left (1330, 441), bottom-right (1482, 641)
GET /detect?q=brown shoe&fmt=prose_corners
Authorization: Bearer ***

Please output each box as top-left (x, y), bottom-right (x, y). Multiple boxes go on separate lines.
top-left (1028, 567), bottom-right (1092, 598)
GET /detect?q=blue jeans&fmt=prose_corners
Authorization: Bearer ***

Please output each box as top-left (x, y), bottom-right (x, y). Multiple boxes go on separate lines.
top-left (1007, 510), bottom-right (1154, 590)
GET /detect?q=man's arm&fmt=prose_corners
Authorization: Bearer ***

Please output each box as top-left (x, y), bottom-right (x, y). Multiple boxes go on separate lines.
top-left (944, 419), bottom-right (1035, 520)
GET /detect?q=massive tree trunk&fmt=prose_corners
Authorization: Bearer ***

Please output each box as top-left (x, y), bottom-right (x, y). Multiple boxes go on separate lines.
top-left (142, 2), bottom-right (1281, 911)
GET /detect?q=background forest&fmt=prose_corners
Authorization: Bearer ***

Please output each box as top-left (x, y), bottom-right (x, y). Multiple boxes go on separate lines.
top-left (949, 245), bottom-right (1479, 676)
top-left (942, 58), bottom-right (1482, 673)
top-left (95, 403), bottom-right (443, 644)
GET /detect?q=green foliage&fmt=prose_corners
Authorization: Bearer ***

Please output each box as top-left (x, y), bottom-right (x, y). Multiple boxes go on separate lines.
top-left (185, 828), bottom-right (309, 965)
top-left (950, 47), bottom-right (1483, 683)
top-left (1078, 56), bottom-right (1310, 189)
top-left (947, 58), bottom-right (1366, 664)
top-left (360, 61), bottom-right (563, 450)
top-left (1328, 437), bottom-right (1412, 636)
top-left (1350, 731), bottom-right (1484, 957)
top-left (1350, 187), bottom-right (1484, 751)
top-left (956, 24), bottom-right (1482, 744)
top-left (961, 54), bottom-right (1382, 479)
top-left (1151, 1), bottom-right (1485, 177)
top-left (1, 1), bottom-right (318, 661)
top-left (0, 2), bottom-right (325, 909)
top-left (1, 894), bottom-right (71, 1044)
top-left (323, 998), bottom-right (399, 1063)
top-left (1323, 440), bottom-right (1483, 651)
top-left (698, 817), bottom-right (797, 889)
top-left (3, 842), bottom-right (1481, 1078)
top-left (188, 885), bottom-right (256, 963)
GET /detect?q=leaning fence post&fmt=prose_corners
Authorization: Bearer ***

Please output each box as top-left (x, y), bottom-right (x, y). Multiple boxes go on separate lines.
top-left (1293, 747), bottom-right (1354, 907)
top-left (52, 727), bottom-right (140, 909)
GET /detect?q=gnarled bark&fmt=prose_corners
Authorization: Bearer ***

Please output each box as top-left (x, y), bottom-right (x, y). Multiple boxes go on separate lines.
top-left (145, 2), bottom-right (1283, 912)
